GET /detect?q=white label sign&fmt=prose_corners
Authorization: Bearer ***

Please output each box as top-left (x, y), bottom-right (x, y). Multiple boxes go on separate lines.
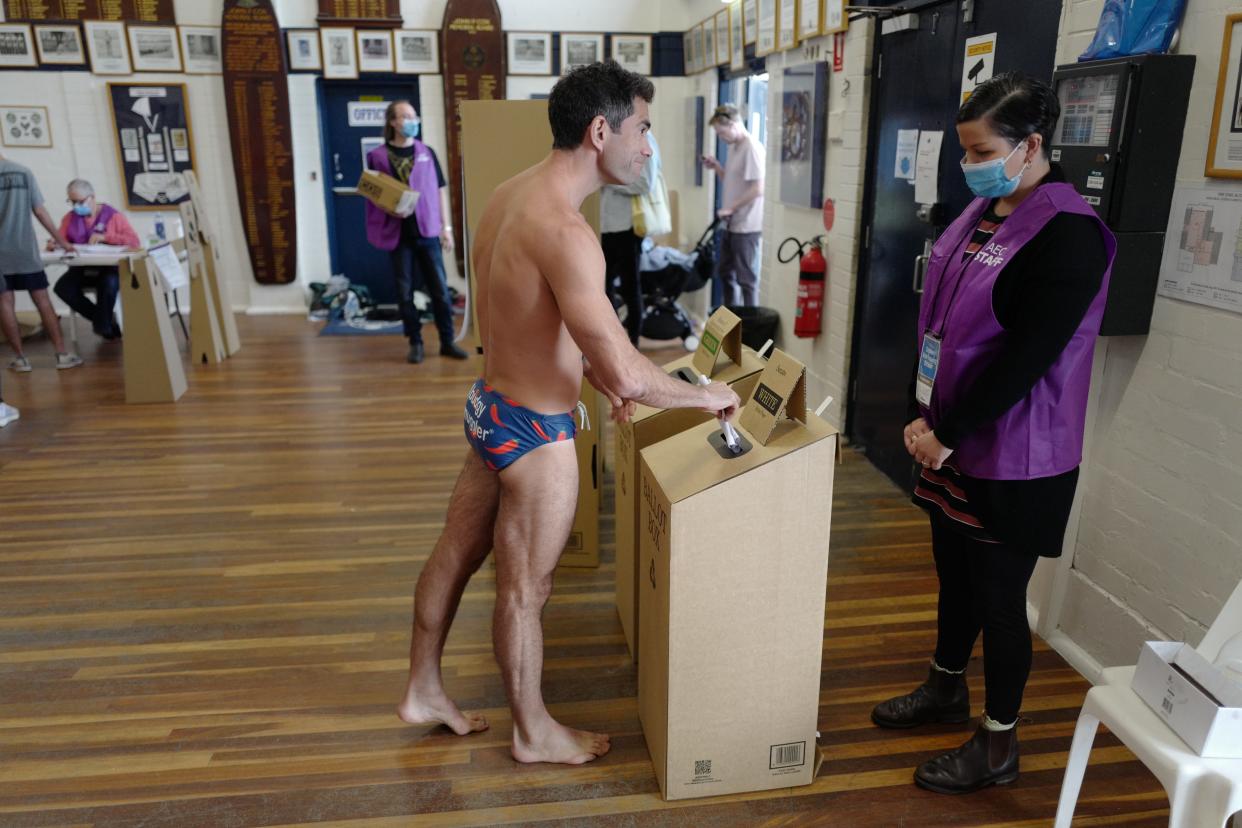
top-left (347, 101), bottom-right (389, 128)
top-left (960, 33), bottom-right (997, 104)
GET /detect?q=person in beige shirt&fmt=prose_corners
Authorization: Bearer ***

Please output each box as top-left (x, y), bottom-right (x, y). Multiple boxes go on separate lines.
top-left (702, 104), bottom-right (766, 306)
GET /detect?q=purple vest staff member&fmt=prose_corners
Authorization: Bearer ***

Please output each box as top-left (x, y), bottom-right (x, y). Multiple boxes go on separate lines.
top-left (870, 73), bottom-right (1116, 796)
top-left (364, 100), bottom-right (467, 364)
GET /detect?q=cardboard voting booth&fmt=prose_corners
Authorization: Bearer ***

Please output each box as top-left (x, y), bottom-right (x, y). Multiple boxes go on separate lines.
top-left (357, 169), bottom-right (420, 215)
top-left (119, 254), bottom-right (188, 404)
top-left (614, 307), bottom-right (766, 661)
top-left (558, 383), bottom-right (607, 570)
top-left (637, 349), bottom-right (836, 800)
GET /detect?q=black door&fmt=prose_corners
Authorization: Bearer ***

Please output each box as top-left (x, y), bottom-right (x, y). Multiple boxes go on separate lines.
top-left (846, 0), bottom-right (1063, 491)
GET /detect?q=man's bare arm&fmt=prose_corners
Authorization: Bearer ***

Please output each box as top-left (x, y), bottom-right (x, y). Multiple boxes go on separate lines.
top-left (541, 224), bottom-right (738, 417)
top-left (34, 205), bottom-right (74, 251)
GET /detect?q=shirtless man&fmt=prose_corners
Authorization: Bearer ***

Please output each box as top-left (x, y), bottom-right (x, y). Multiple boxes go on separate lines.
top-left (396, 61), bottom-right (740, 765)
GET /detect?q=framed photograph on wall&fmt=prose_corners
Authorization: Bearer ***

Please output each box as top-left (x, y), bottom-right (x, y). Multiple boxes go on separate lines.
top-left (610, 34), bottom-right (651, 76)
top-left (0, 24), bottom-right (37, 68)
top-left (34, 25), bottom-right (85, 66)
top-left (744, 0), bottom-right (758, 45)
top-left (395, 30), bottom-right (438, 74)
top-left (798, 0), bottom-right (822, 43)
top-left (561, 33), bottom-right (604, 74)
top-left (320, 27), bottom-right (358, 79)
top-left (1, 105), bottom-right (52, 148)
top-left (179, 26), bottom-right (222, 74)
top-left (823, 0), bottom-right (849, 34)
top-left (286, 30), bottom-right (321, 71)
top-left (128, 25), bottom-right (182, 72)
top-left (357, 29), bottom-right (393, 73)
top-left (777, 0), bottom-right (797, 51)
top-left (697, 23), bottom-right (710, 70)
top-left (715, 10), bottom-right (730, 67)
top-left (1207, 13), bottom-right (1242, 178)
top-left (682, 29), bottom-right (695, 74)
top-left (780, 61), bottom-right (829, 208)
top-left (508, 32), bottom-right (552, 75)
top-left (85, 20), bottom-right (131, 74)
top-left (730, 1), bottom-right (745, 70)
top-left (756, 0), bottom-right (777, 57)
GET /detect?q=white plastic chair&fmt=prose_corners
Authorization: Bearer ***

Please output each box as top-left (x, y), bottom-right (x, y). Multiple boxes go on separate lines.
top-left (1053, 577), bottom-right (1242, 828)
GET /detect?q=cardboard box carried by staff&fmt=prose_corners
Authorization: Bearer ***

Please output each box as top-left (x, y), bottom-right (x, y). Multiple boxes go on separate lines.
top-left (558, 382), bottom-right (607, 569)
top-left (638, 349), bottom-right (837, 801)
top-left (356, 169), bottom-right (420, 215)
top-left (614, 307), bottom-right (767, 662)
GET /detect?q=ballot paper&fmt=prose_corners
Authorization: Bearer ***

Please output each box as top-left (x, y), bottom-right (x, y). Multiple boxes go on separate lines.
top-left (147, 243), bottom-right (188, 292)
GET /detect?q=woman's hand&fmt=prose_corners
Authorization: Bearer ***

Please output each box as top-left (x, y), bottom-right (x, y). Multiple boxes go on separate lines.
top-left (903, 417), bottom-right (930, 456)
top-left (89, 232), bottom-right (106, 244)
top-left (440, 226), bottom-right (454, 253)
top-left (912, 429), bottom-right (953, 471)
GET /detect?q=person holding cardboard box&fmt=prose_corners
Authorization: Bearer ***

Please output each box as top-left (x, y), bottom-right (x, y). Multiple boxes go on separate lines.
top-left (870, 73), bottom-right (1116, 795)
top-left (395, 61), bottom-right (739, 766)
top-left (364, 101), bottom-right (468, 364)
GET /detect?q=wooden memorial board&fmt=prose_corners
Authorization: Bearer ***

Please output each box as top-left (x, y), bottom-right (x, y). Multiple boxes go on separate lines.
top-left (221, 0), bottom-right (296, 285)
top-left (441, 0), bottom-right (504, 276)
top-left (316, 0), bottom-right (401, 28)
top-left (3, 0), bottom-right (174, 23)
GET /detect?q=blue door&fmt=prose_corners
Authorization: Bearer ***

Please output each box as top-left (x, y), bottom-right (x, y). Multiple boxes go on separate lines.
top-left (318, 79), bottom-right (420, 305)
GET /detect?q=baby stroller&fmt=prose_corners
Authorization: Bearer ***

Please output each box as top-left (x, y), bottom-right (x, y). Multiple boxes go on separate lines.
top-left (638, 217), bottom-right (722, 348)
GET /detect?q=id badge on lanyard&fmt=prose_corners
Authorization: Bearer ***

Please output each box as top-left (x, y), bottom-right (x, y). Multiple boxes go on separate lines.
top-left (915, 332), bottom-right (940, 407)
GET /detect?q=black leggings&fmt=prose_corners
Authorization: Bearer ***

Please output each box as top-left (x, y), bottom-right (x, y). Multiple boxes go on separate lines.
top-left (931, 518), bottom-right (1040, 725)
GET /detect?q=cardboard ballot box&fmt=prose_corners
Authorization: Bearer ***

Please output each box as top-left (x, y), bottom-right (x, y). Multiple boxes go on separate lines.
top-left (357, 169), bottom-right (420, 215)
top-left (614, 307), bottom-right (767, 661)
top-left (558, 383), bottom-right (606, 569)
top-left (1132, 641), bottom-right (1242, 758)
top-left (638, 349), bottom-right (837, 800)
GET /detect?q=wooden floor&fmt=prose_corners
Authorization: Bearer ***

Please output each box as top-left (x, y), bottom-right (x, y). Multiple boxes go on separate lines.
top-left (0, 317), bottom-right (1169, 827)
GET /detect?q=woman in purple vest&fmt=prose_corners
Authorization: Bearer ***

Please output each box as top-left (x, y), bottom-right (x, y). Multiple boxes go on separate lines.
top-left (365, 101), bottom-right (468, 364)
top-left (869, 73), bottom-right (1116, 794)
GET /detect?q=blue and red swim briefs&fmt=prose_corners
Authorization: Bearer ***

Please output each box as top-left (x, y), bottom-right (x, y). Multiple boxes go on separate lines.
top-left (464, 379), bottom-right (580, 472)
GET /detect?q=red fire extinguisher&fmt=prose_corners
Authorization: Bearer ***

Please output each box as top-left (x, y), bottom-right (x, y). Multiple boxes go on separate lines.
top-left (779, 236), bottom-right (828, 338)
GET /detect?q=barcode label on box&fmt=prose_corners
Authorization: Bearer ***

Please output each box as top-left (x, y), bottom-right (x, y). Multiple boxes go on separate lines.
top-left (1162, 697), bottom-right (1174, 715)
top-left (694, 759), bottom-right (712, 777)
top-left (769, 741), bottom-right (806, 769)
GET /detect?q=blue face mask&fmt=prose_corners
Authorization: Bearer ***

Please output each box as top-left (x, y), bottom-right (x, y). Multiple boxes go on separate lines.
top-left (960, 140), bottom-right (1030, 199)
top-left (72, 201), bottom-right (92, 216)
top-left (401, 118), bottom-right (420, 139)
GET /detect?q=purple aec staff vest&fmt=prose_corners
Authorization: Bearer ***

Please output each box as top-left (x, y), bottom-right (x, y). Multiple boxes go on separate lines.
top-left (66, 203), bottom-right (118, 244)
top-left (916, 182), bottom-right (1117, 480)
top-left (365, 141), bottom-right (442, 251)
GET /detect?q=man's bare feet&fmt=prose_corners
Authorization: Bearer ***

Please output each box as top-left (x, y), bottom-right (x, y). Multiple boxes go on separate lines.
top-left (511, 720), bottom-right (611, 765)
top-left (396, 689), bottom-right (489, 736)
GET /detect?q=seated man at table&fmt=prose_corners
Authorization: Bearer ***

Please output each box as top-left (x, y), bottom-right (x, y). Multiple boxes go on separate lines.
top-left (50, 178), bottom-right (142, 341)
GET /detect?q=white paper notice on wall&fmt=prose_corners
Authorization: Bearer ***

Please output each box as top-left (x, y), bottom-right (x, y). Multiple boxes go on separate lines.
top-left (895, 129), bottom-right (919, 180)
top-left (914, 130), bottom-right (943, 205)
top-left (1158, 183), bottom-right (1242, 315)
top-left (960, 32), bottom-right (997, 104)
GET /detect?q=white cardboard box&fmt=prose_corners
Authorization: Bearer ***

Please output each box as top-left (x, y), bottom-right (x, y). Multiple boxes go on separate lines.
top-left (1131, 640), bottom-right (1242, 758)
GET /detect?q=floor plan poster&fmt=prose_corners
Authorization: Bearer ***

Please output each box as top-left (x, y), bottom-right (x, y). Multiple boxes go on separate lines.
top-left (1158, 184), bottom-right (1242, 315)
top-left (107, 83), bottom-right (195, 210)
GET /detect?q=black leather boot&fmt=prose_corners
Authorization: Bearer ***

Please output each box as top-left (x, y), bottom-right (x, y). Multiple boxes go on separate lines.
top-left (914, 723), bottom-right (1019, 794)
top-left (871, 665), bottom-right (970, 729)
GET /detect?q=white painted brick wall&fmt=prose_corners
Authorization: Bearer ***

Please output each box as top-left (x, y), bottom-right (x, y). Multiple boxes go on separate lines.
top-left (1054, 0), bottom-right (1242, 667)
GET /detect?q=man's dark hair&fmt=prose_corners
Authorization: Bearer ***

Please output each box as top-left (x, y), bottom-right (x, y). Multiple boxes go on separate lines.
top-left (957, 71), bottom-right (1060, 158)
top-left (548, 60), bottom-right (654, 150)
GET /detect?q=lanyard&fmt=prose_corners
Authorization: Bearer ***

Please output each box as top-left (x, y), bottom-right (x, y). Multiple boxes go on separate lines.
top-left (925, 235), bottom-right (975, 338)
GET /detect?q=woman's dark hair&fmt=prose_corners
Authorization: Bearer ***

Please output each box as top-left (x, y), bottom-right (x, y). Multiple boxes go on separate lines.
top-left (384, 99), bottom-right (414, 143)
top-left (957, 71), bottom-right (1060, 158)
top-left (548, 60), bottom-right (655, 150)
